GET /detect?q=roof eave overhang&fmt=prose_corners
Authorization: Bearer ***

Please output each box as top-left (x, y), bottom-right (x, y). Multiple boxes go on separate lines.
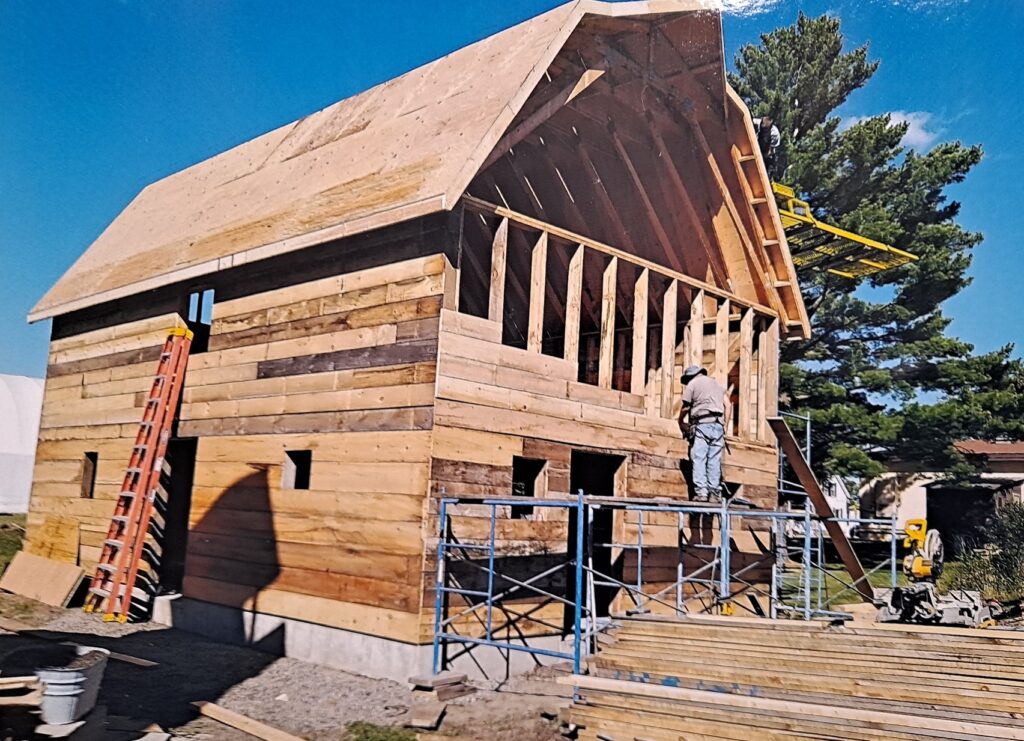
top-left (28, 193), bottom-right (448, 322)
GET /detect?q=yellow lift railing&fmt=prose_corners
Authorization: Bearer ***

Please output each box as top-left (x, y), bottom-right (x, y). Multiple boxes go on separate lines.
top-left (772, 183), bottom-right (918, 278)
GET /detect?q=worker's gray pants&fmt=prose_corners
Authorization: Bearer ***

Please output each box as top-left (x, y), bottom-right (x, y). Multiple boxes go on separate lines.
top-left (691, 421), bottom-right (725, 499)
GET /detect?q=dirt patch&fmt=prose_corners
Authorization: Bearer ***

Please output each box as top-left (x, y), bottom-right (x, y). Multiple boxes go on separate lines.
top-left (0, 593), bottom-right (567, 739)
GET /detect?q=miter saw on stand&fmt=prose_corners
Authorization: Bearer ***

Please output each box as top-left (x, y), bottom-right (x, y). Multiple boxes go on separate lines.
top-left (877, 519), bottom-right (993, 628)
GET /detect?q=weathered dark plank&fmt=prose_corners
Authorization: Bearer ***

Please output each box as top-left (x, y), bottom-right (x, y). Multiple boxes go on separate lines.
top-left (431, 458), bottom-right (512, 488)
top-left (257, 339), bottom-right (437, 379)
top-left (48, 344), bottom-right (163, 377)
top-left (178, 407), bottom-right (434, 437)
top-left (209, 297), bottom-right (443, 351)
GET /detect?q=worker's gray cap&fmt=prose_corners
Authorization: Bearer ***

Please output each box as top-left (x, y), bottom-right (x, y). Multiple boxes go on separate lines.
top-left (681, 365), bottom-right (704, 380)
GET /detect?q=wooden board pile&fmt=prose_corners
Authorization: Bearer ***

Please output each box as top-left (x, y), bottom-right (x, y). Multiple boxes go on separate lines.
top-left (561, 614), bottom-right (1024, 740)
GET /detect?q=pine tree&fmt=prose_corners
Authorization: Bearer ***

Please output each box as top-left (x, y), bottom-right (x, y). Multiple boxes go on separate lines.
top-left (729, 13), bottom-right (1022, 478)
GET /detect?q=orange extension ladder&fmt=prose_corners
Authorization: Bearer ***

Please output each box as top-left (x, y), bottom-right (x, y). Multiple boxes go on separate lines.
top-left (84, 327), bottom-right (193, 622)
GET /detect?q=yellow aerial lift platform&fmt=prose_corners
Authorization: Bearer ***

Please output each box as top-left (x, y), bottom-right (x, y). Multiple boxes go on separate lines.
top-left (773, 182), bottom-right (918, 278)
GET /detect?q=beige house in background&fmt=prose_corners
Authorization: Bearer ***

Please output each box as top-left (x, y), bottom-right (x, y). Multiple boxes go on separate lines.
top-left (858, 440), bottom-right (1024, 551)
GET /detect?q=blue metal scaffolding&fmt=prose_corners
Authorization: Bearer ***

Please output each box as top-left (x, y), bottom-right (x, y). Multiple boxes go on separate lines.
top-left (430, 492), bottom-right (899, 676)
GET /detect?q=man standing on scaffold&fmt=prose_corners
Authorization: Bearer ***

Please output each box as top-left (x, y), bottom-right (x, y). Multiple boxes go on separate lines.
top-left (678, 365), bottom-right (730, 502)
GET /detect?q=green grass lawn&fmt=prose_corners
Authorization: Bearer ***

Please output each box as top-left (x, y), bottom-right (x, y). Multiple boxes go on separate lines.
top-left (779, 560), bottom-right (908, 608)
top-left (0, 514), bottom-right (25, 572)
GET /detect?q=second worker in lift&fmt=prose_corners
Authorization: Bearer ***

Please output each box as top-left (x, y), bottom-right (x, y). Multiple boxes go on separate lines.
top-left (679, 365), bottom-right (730, 502)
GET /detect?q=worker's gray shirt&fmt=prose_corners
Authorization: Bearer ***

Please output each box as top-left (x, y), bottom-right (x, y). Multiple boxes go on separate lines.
top-left (682, 375), bottom-right (726, 420)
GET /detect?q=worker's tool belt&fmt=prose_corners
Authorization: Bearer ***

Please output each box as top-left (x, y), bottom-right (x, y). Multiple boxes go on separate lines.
top-left (691, 413), bottom-right (724, 425)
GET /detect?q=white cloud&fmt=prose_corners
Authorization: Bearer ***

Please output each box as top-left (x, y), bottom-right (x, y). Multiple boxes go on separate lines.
top-left (712, 0), bottom-right (967, 15)
top-left (844, 111), bottom-right (942, 150)
top-left (700, 0), bottom-right (783, 15)
top-left (890, 111), bottom-right (942, 149)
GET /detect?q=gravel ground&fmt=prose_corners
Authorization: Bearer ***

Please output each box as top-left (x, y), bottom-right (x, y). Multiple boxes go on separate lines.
top-left (0, 594), bottom-right (567, 740)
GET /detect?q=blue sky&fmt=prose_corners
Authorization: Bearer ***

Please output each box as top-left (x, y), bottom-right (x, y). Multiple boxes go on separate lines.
top-left (1, 0), bottom-right (1020, 378)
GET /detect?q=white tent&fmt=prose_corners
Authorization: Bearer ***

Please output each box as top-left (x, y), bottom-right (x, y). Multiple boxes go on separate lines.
top-left (0, 374), bottom-right (44, 513)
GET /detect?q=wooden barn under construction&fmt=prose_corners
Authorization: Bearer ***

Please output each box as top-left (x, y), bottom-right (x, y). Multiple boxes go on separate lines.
top-left (24, 0), bottom-right (812, 680)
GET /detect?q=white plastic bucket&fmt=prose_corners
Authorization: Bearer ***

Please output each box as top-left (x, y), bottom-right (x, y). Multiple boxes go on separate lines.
top-left (35, 646), bottom-right (110, 725)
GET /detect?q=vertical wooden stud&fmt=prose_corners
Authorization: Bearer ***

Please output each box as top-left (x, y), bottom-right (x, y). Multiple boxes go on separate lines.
top-left (687, 289), bottom-right (705, 369)
top-left (758, 317), bottom-right (779, 440)
top-left (527, 232), bottom-right (548, 354)
top-left (564, 244), bottom-right (584, 369)
top-left (442, 255), bottom-right (460, 311)
top-left (488, 217), bottom-right (508, 323)
top-left (598, 257), bottom-right (618, 389)
top-left (714, 299), bottom-right (729, 386)
top-left (739, 308), bottom-right (753, 439)
top-left (631, 268), bottom-right (649, 396)
top-left (660, 280), bottom-right (678, 418)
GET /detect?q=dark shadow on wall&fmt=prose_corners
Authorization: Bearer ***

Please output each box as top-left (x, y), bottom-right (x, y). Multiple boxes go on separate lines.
top-left (0, 470), bottom-right (287, 732)
top-left (171, 466), bottom-right (285, 655)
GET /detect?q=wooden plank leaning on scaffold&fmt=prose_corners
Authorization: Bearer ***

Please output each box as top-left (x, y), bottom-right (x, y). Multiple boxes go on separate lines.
top-left (768, 416), bottom-right (874, 602)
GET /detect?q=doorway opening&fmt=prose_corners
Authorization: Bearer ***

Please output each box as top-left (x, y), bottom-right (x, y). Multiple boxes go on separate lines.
top-left (157, 438), bottom-right (198, 595)
top-left (566, 450), bottom-right (626, 630)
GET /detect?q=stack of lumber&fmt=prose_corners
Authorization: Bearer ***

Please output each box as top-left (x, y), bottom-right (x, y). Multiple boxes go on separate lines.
top-left (562, 614), bottom-right (1024, 740)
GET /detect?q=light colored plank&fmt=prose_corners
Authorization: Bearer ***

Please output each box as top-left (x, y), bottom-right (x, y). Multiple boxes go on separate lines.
top-left (714, 299), bottom-right (729, 386)
top-left (687, 289), bottom-right (705, 369)
top-left (24, 516), bottom-right (79, 563)
top-left (438, 308), bottom-right (501, 343)
top-left (563, 244), bottom-right (584, 367)
top-left (660, 280), bottom-right (677, 418)
top-left (431, 426), bottom-right (523, 467)
top-left (527, 231), bottom-right (548, 353)
top-left (631, 269), bottom-right (649, 395)
top-left (183, 576), bottom-right (421, 639)
top-left (439, 329), bottom-right (576, 380)
top-left (192, 702), bottom-right (302, 741)
top-left (0, 552), bottom-right (83, 607)
top-left (442, 254), bottom-right (459, 311)
top-left (488, 217), bottom-right (509, 323)
top-left (739, 308), bottom-right (753, 439)
top-left (598, 257), bottom-right (617, 389)
top-left (765, 317), bottom-right (780, 422)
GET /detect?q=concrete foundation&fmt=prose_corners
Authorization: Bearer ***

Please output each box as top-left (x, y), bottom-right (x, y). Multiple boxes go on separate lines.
top-left (153, 596), bottom-right (569, 682)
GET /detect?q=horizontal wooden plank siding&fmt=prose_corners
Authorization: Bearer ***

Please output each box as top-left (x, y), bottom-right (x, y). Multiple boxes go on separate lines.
top-left (28, 254), bottom-right (448, 644)
top-left (174, 254), bottom-right (444, 639)
top-left (27, 312), bottom-right (189, 567)
top-left (424, 309), bottom-right (781, 639)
